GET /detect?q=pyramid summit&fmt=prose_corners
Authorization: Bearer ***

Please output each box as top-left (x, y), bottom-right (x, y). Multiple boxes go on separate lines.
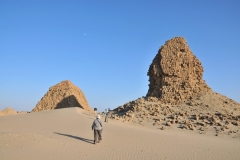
top-left (32, 80), bottom-right (92, 112)
top-left (147, 37), bottom-right (211, 104)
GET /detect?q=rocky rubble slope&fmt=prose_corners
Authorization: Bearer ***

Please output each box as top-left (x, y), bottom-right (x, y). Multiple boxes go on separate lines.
top-left (112, 92), bottom-right (240, 138)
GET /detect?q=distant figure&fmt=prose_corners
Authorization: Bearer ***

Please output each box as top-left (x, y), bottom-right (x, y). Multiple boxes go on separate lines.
top-left (105, 110), bottom-right (109, 123)
top-left (94, 108), bottom-right (97, 115)
top-left (92, 115), bottom-right (103, 144)
top-left (94, 110), bottom-right (97, 115)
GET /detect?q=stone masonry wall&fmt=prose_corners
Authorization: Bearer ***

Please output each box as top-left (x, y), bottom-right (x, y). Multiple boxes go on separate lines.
top-left (32, 80), bottom-right (92, 112)
top-left (147, 37), bottom-right (211, 104)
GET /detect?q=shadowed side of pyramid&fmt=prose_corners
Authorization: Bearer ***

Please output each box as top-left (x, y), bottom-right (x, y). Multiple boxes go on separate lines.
top-left (55, 95), bottom-right (81, 109)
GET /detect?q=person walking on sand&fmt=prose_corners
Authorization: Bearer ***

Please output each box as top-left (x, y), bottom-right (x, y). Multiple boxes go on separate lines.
top-left (105, 109), bottom-right (109, 123)
top-left (92, 115), bottom-right (103, 144)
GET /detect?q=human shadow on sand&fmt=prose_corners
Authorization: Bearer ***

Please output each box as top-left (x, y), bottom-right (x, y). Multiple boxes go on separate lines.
top-left (54, 132), bottom-right (93, 144)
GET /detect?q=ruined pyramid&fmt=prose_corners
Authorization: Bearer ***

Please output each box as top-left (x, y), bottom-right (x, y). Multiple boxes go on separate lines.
top-left (147, 37), bottom-right (211, 104)
top-left (112, 37), bottom-right (240, 138)
top-left (0, 108), bottom-right (17, 116)
top-left (32, 80), bottom-right (92, 112)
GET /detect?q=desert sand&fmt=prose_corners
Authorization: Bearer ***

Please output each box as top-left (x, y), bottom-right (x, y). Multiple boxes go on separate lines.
top-left (0, 107), bottom-right (240, 160)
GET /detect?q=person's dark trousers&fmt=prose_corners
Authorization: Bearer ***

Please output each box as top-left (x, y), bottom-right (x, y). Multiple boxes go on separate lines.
top-left (99, 129), bottom-right (102, 141)
top-left (94, 129), bottom-right (102, 143)
top-left (105, 115), bottom-right (108, 122)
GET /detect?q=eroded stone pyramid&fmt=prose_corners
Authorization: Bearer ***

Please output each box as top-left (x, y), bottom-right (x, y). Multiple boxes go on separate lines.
top-left (0, 108), bottom-right (17, 116)
top-left (32, 80), bottom-right (92, 112)
top-left (147, 37), bottom-right (211, 104)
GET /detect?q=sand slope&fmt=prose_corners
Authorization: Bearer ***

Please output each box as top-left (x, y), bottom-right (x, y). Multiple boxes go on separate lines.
top-left (0, 107), bottom-right (240, 160)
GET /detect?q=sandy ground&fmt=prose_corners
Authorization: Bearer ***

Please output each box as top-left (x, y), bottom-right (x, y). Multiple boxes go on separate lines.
top-left (0, 107), bottom-right (240, 160)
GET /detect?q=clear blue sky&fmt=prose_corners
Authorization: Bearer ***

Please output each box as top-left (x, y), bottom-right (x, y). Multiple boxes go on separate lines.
top-left (1, 0), bottom-right (240, 112)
